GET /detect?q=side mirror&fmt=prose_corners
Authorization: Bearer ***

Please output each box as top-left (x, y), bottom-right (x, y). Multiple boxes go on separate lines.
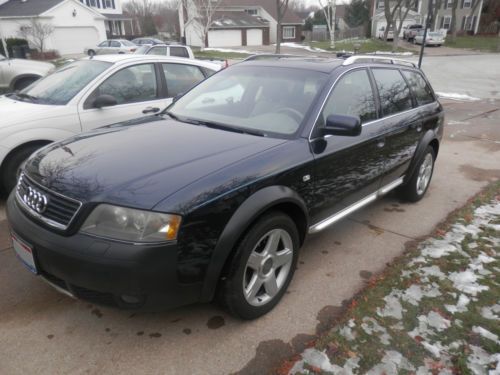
top-left (93, 94), bottom-right (117, 109)
top-left (323, 114), bottom-right (361, 137)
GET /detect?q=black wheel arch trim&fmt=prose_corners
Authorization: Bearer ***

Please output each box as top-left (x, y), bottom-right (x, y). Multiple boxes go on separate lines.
top-left (404, 130), bottom-right (439, 185)
top-left (10, 74), bottom-right (42, 90)
top-left (199, 185), bottom-right (309, 302)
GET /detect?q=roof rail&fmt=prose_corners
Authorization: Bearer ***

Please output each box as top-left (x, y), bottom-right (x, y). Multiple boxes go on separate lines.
top-left (342, 55), bottom-right (417, 68)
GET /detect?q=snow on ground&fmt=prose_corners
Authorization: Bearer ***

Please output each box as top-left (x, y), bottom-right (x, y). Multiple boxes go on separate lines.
top-left (368, 51), bottom-right (414, 56)
top-left (279, 43), bottom-right (329, 53)
top-left (202, 47), bottom-right (256, 55)
top-left (289, 198), bottom-right (500, 374)
top-left (436, 92), bottom-right (481, 101)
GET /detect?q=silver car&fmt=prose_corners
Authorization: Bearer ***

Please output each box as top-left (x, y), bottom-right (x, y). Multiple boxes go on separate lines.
top-left (84, 39), bottom-right (138, 56)
top-left (0, 54), bottom-right (54, 91)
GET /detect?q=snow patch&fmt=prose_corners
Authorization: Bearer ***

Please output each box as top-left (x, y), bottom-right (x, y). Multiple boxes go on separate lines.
top-left (377, 291), bottom-right (404, 320)
top-left (280, 43), bottom-right (328, 53)
top-left (449, 270), bottom-right (489, 296)
top-left (436, 92), bottom-right (481, 101)
top-left (445, 294), bottom-right (470, 314)
top-left (472, 326), bottom-right (500, 344)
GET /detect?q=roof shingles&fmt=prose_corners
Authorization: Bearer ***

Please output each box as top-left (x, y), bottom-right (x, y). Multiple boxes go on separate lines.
top-left (0, 0), bottom-right (64, 17)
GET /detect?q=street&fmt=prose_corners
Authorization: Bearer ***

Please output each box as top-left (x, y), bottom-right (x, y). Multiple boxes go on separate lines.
top-left (0, 53), bottom-right (499, 375)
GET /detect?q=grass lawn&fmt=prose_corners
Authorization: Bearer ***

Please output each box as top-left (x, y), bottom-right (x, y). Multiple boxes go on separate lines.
top-left (194, 50), bottom-right (251, 60)
top-left (282, 181), bottom-right (500, 374)
top-left (445, 36), bottom-right (500, 52)
top-left (310, 38), bottom-right (414, 54)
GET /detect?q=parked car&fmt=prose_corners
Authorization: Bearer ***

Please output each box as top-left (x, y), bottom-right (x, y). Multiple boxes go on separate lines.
top-left (403, 24), bottom-right (423, 41)
top-left (414, 31), bottom-right (445, 46)
top-left (131, 37), bottom-right (165, 46)
top-left (0, 54), bottom-right (221, 192)
top-left (378, 26), bottom-right (394, 40)
top-left (0, 53), bottom-right (54, 91)
top-left (84, 39), bottom-right (138, 56)
top-left (7, 55), bottom-right (443, 319)
top-left (134, 44), bottom-right (195, 59)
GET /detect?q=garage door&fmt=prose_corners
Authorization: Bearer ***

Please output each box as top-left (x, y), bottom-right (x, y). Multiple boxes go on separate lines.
top-left (52, 27), bottom-right (100, 55)
top-left (208, 30), bottom-right (241, 47)
top-left (246, 29), bottom-right (262, 46)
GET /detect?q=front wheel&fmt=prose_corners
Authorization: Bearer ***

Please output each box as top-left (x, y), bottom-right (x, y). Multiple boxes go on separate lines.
top-left (1, 144), bottom-right (44, 193)
top-left (399, 146), bottom-right (435, 202)
top-left (218, 211), bottom-right (299, 319)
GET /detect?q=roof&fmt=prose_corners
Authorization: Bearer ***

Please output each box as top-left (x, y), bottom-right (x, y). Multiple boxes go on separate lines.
top-left (221, 0), bottom-right (303, 24)
top-left (84, 54), bottom-right (222, 70)
top-left (240, 57), bottom-right (344, 73)
top-left (211, 11), bottom-right (269, 29)
top-left (0, 0), bottom-right (64, 17)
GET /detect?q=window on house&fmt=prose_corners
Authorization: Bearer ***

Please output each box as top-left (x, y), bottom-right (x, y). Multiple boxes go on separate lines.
top-left (245, 9), bottom-right (258, 15)
top-left (89, 0), bottom-right (96, 7)
top-left (378, 0), bottom-right (385, 8)
top-left (464, 15), bottom-right (474, 30)
top-left (463, 0), bottom-right (472, 7)
top-left (443, 16), bottom-right (451, 29)
top-left (446, 0), bottom-right (453, 8)
top-left (104, 0), bottom-right (113, 8)
top-left (283, 26), bottom-right (295, 39)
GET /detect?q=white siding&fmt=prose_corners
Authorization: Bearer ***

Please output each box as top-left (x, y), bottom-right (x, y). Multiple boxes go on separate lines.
top-left (246, 29), bottom-right (262, 46)
top-left (207, 30), bottom-right (241, 47)
top-left (52, 27), bottom-right (100, 54)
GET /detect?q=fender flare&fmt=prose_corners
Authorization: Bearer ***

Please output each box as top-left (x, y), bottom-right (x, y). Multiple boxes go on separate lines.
top-left (199, 185), bottom-right (308, 302)
top-left (405, 129), bottom-right (439, 184)
top-left (10, 74), bottom-right (42, 90)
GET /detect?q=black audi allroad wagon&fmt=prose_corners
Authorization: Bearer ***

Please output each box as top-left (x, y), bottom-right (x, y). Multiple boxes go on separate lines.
top-left (7, 56), bottom-right (443, 319)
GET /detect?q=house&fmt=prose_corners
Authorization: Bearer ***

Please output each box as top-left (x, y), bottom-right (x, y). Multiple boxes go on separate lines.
top-left (371, 0), bottom-right (483, 37)
top-left (371, 0), bottom-right (422, 36)
top-left (0, 0), bottom-right (136, 56)
top-left (182, 0), bottom-right (304, 47)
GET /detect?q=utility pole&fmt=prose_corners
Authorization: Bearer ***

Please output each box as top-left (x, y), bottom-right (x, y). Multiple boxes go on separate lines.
top-left (418, 0), bottom-right (433, 68)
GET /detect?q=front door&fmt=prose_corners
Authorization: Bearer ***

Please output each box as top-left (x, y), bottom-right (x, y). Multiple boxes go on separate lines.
top-left (78, 63), bottom-right (170, 132)
top-left (309, 68), bottom-right (386, 226)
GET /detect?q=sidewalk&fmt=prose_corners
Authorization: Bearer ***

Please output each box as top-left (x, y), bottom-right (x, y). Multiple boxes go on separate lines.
top-left (284, 183), bottom-right (500, 374)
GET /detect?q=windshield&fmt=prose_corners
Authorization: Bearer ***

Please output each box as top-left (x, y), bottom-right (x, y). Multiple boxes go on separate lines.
top-left (134, 46), bottom-right (149, 54)
top-left (429, 32), bottom-right (443, 37)
top-left (168, 65), bottom-right (327, 137)
top-left (19, 60), bottom-right (111, 105)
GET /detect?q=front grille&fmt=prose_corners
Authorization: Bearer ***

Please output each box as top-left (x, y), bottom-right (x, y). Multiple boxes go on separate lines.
top-left (16, 172), bottom-right (82, 230)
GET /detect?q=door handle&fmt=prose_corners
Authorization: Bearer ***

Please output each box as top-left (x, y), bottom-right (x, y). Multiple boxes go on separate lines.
top-left (142, 107), bottom-right (160, 114)
top-left (416, 124), bottom-right (423, 132)
top-left (377, 138), bottom-right (385, 148)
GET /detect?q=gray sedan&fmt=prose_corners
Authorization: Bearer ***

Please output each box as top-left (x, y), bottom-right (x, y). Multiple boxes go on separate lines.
top-left (84, 39), bottom-right (138, 56)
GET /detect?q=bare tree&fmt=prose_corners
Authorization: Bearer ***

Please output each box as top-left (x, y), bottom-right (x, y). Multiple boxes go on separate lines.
top-left (182, 0), bottom-right (223, 48)
top-left (392, 0), bottom-right (416, 50)
top-left (449, 0), bottom-right (459, 42)
top-left (18, 19), bottom-right (54, 54)
top-left (123, 0), bottom-right (157, 35)
top-left (276, 0), bottom-right (292, 53)
top-left (318, 0), bottom-right (336, 48)
top-left (431, 0), bottom-right (442, 30)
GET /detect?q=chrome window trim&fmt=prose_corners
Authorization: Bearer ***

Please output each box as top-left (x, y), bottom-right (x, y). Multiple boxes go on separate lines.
top-left (308, 176), bottom-right (405, 233)
top-left (16, 172), bottom-right (83, 230)
top-left (308, 65), bottom-right (438, 141)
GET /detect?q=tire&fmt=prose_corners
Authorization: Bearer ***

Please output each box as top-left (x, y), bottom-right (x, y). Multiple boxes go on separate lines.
top-left (218, 211), bottom-right (300, 320)
top-left (13, 77), bottom-right (38, 91)
top-left (1, 144), bottom-right (44, 193)
top-left (399, 146), bottom-right (436, 202)
top-left (88, 50), bottom-right (95, 56)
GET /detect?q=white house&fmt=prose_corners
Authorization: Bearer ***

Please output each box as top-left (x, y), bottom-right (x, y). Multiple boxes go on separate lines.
top-left (0, 0), bottom-right (135, 56)
top-left (182, 0), bottom-right (303, 48)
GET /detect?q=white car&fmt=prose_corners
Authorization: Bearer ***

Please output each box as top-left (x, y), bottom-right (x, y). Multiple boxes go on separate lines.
top-left (0, 54), bottom-right (54, 91)
top-left (0, 54), bottom-right (221, 191)
top-left (84, 39), bottom-right (138, 56)
top-left (413, 31), bottom-right (445, 46)
top-left (134, 44), bottom-right (195, 59)
top-left (378, 26), bottom-right (394, 40)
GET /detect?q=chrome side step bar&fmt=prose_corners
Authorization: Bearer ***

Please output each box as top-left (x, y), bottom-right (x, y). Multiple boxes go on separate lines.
top-left (308, 176), bottom-right (405, 234)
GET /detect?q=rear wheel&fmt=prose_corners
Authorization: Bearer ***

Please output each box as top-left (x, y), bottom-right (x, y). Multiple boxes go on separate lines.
top-left (87, 49), bottom-right (95, 56)
top-left (218, 211), bottom-right (299, 319)
top-left (400, 146), bottom-right (435, 202)
top-left (1, 144), bottom-right (44, 193)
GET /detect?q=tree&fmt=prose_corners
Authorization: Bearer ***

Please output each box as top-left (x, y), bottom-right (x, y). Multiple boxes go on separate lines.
top-left (431, 0), bottom-right (442, 30)
top-left (181, 0), bottom-right (223, 48)
top-left (318, 0), bottom-right (336, 48)
top-left (275, 0), bottom-right (291, 53)
top-left (382, 0), bottom-right (416, 50)
top-left (123, 0), bottom-right (157, 35)
top-left (18, 19), bottom-right (54, 54)
top-left (449, 0), bottom-right (459, 41)
top-left (345, 0), bottom-right (370, 28)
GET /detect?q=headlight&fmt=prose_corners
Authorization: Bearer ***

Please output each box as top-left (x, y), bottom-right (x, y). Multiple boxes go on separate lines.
top-left (81, 204), bottom-right (181, 243)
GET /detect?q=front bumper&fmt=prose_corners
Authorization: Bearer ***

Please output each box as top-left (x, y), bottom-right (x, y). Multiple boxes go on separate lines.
top-left (6, 193), bottom-right (202, 310)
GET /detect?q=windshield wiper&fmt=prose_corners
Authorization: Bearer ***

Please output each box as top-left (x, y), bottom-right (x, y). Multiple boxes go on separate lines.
top-left (186, 119), bottom-right (265, 137)
top-left (15, 92), bottom-right (39, 102)
top-left (164, 111), bottom-right (179, 121)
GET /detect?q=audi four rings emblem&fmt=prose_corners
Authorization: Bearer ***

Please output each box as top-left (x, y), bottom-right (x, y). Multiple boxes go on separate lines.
top-left (22, 185), bottom-right (49, 213)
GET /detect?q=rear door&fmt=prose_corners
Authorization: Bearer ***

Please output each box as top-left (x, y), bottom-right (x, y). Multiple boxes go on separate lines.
top-left (309, 68), bottom-right (386, 224)
top-left (371, 68), bottom-right (423, 186)
top-left (147, 46), bottom-right (168, 56)
top-left (78, 63), bottom-right (168, 131)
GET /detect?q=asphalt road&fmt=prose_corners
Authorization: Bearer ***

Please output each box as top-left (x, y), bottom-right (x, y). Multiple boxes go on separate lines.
top-left (0, 54), bottom-right (499, 375)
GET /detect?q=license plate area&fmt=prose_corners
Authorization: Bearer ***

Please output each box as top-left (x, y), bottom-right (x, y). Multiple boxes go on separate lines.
top-left (12, 233), bottom-right (38, 274)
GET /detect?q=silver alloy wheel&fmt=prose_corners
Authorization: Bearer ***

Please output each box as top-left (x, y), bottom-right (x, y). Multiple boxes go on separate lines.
top-left (416, 153), bottom-right (433, 195)
top-left (243, 229), bottom-right (294, 306)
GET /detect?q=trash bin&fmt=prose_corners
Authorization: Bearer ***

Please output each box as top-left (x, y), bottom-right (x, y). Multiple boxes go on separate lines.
top-left (11, 45), bottom-right (29, 59)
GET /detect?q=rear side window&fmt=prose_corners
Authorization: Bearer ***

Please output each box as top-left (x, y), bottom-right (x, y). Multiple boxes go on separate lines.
top-left (402, 70), bottom-right (435, 105)
top-left (170, 46), bottom-right (189, 58)
top-left (162, 63), bottom-right (205, 97)
top-left (148, 46), bottom-right (167, 56)
top-left (319, 69), bottom-right (377, 125)
top-left (372, 68), bottom-right (413, 116)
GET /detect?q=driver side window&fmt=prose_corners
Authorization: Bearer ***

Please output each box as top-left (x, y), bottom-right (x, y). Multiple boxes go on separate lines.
top-left (318, 69), bottom-right (377, 127)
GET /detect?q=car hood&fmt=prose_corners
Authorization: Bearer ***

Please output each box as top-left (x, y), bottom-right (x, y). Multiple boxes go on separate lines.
top-left (0, 96), bottom-right (64, 128)
top-left (25, 116), bottom-right (287, 209)
top-left (7, 58), bottom-right (54, 71)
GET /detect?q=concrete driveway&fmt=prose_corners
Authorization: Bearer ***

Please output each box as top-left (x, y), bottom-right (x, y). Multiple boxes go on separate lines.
top-left (1, 59), bottom-right (499, 375)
